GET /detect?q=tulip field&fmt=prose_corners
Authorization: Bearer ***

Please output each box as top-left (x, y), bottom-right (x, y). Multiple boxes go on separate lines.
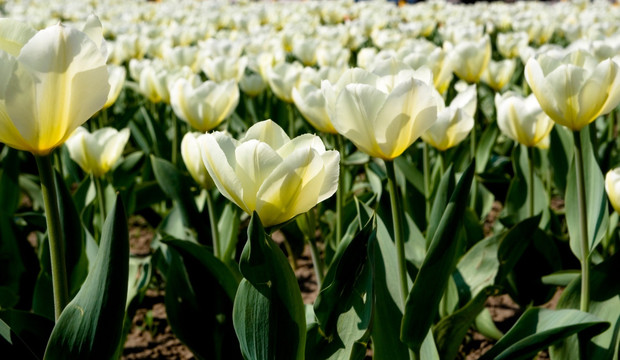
top-left (3, 0), bottom-right (620, 359)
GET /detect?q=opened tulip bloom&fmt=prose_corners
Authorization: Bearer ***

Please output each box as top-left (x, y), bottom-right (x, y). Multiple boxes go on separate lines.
top-left (292, 81), bottom-right (337, 134)
top-left (170, 78), bottom-right (239, 132)
top-left (422, 85), bottom-right (476, 151)
top-left (0, 16), bottom-right (109, 155)
top-left (65, 127), bottom-right (131, 177)
top-left (327, 63), bottom-right (438, 160)
top-left (495, 92), bottom-right (554, 148)
top-left (199, 120), bottom-right (339, 227)
top-left (605, 168), bottom-right (620, 214)
top-left (525, 49), bottom-right (620, 131)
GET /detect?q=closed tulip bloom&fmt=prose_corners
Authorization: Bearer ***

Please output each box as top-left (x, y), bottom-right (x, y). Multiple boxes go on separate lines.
top-left (446, 35), bottom-right (491, 84)
top-left (605, 168), bottom-right (620, 214)
top-left (198, 120), bottom-right (339, 227)
top-left (329, 64), bottom-right (438, 160)
top-left (481, 59), bottom-right (516, 91)
top-left (497, 31), bottom-right (529, 59)
top-left (292, 81), bottom-right (337, 134)
top-left (240, 72), bottom-right (267, 97)
top-left (495, 92), bottom-right (554, 148)
top-left (202, 56), bottom-right (248, 83)
top-left (104, 65), bottom-right (126, 109)
top-left (525, 49), bottom-right (620, 131)
top-left (0, 16), bottom-right (110, 155)
top-left (422, 85), bottom-right (476, 151)
top-left (181, 132), bottom-right (214, 190)
top-left (267, 61), bottom-right (303, 103)
top-left (65, 127), bottom-right (131, 177)
top-left (170, 78), bottom-right (239, 132)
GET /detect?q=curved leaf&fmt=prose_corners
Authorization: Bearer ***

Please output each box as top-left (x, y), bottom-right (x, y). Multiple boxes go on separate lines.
top-left (43, 195), bottom-right (129, 360)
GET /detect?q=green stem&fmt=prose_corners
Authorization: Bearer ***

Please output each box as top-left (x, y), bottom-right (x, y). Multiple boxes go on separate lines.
top-left (573, 131), bottom-right (590, 312)
top-left (305, 213), bottom-right (324, 289)
top-left (336, 134), bottom-right (345, 245)
top-left (287, 103), bottom-right (296, 138)
top-left (93, 174), bottom-right (106, 238)
top-left (245, 95), bottom-right (259, 124)
top-left (35, 154), bottom-right (69, 321)
top-left (171, 114), bottom-right (178, 165)
top-left (385, 160), bottom-right (409, 306)
top-left (608, 109), bottom-right (616, 142)
top-left (423, 142), bottom-right (431, 223)
top-left (205, 190), bottom-right (221, 258)
top-left (527, 146), bottom-right (535, 218)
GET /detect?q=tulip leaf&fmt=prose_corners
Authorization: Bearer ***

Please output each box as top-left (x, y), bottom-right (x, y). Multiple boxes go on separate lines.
top-left (565, 127), bottom-right (609, 260)
top-left (475, 123), bottom-right (499, 174)
top-left (150, 155), bottom-right (210, 243)
top-left (426, 164), bottom-right (455, 248)
top-left (434, 215), bottom-right (541, 359)
top-left (0, 309), bottom-right (54, 360)
top-left (308, 214), bottom-right (373, 360)
top-left (479, 308), bottom-right (609, 360)
top-left (233, 212), bottom-right (306, 360)
top-left (550, 252), bottom-right (620, 360)
top-left (548, 125), bottom-right (573, 195)
top-left (43, 195), bottom-right (129, 360)
top-left (502, 145), bottom-right (549, 226)
top-left (401, 161), bottom-right (475, 353)
top-left (34, 170), bottom-right (89, 319)
top-left (163, 239), bottom-right (240, 360)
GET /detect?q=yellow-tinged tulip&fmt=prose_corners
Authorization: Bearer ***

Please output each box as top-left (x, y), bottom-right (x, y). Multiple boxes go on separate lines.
top-left (605, 168), bottom-right (620, 214)
top-left (446, 35), bottom-right (491, 84)
top-left (240, 72), bottom-right (267, 97)
top-left (104, 65), bottom-right (126, 109)
top-left (0, 16), bottom-right (110, 155)
top-left (267, 61), bottom-right (303, 103)
top-left (495, 92), bottom-right (554, 148)
top-left (65, 127), bottom-right (130, 177)
top-left (481, 59), bottom-right (516, 91)
top-left (170, 78), bottom-right (239, 132)
top-left (328, 63), bottom-right (438, 160)
top-left (525, 49), bottom-right (620, 131)
top-left (181, 132), bottom-right (214, 190)
top-left (497, 31), bottom-right (529, 59)
top-left (202, 55), bottom-right (248, 83)
top-left (292, 81), bottom-right (337, 134)
top-left (198, 120), bottom-right (339, 227)
top-left (422, 85), bottom-right (476, 151)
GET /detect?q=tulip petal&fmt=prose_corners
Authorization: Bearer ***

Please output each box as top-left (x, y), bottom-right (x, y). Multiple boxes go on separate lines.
top-left (334, 83), bottom-right (386, 158)
top-left (0, 19), bottom-right (36, 56)
top-left (200, 132), bottom-right (247, 213)
top-left (525, 58), bottom-right (565, 127)
top-left (234, 139), bottom-right (282, 212)
top-left (242, 120), bottom-right (290, 150)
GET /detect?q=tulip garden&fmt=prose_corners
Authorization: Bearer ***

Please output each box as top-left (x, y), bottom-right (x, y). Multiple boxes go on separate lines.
top-left (2, 0), bottom-right (620, 359)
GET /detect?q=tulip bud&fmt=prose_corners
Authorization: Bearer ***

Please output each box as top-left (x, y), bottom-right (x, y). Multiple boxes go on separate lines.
top-left (181, 133), bottom-right (214, 190)
top-left (605, 168), bottom-right (620, 214)
top-left (495, 92), bottom-right (554, 148)
top-left (65, 127), bottom-right (131, 177)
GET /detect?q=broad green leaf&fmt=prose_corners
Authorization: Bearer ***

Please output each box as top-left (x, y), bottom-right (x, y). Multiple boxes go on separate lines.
top-left (126, 256), bottom-right (151, 309)
top-left (217, 203), bottom-right (242, 280)
top-left (476, 123), bottom-right (499, 174)
top-left (541, 270), bottom-right (580, 287)
top-left (34, 170), bottom-right (89, 319)
top-left (426, 164), bottom-right (455, 248)
top-left (548, 126), bottom-right (573, 196)
top-left (368, 207), bottom-right (410, 360)
top-left (233, 212), bottom-right (306, 360)
top-left (550, 252), bottom-right (620, 360)
top-left (151, 155), bottom-right (210, 242)
top-left (164, 239), bottom-right (240, 360)
top-left (502, 145), bottom-right (548, 226)
top-left (309, 216), bottom-right (373, 360)
top-left (434, 215), bottom-right (541, 360)
top-left (480, 308), bottom-right (609, 360)
top-left (0, 310), bottom-right (54, 360)
top-left (401, 162), bottom-right (475, 353)
top-left (44, 195), bottom-right (129, 360)
top-left (566, 127), bottom-right (608, 260)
